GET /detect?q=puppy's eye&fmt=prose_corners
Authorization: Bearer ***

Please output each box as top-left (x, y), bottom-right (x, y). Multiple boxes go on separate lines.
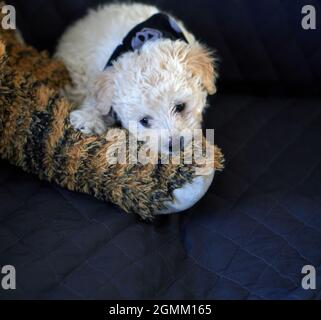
top-left (175, 103), bottom-right (186, 113)
top-left (140, 117), bottom-right (151, 128)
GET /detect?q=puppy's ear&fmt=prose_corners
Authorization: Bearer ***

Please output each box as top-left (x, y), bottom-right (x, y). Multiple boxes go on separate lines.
top-left (185, 43), bottom-right (218, 95)
top-left (93, 67), bottom-right (115, 115)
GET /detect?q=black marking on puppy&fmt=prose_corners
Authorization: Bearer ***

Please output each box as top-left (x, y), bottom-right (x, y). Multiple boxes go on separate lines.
top-left (105, 13), bottom-right (188, 69)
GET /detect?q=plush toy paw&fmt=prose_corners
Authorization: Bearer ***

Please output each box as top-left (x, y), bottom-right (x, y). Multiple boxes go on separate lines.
top-left (70, 109), bottom-right (107, 134)
top-left (156, 168), bottom-right (215, 214)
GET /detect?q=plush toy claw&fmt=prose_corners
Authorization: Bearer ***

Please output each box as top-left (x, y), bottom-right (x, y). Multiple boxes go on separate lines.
top-left (158, 169), bottom-right (215, 214)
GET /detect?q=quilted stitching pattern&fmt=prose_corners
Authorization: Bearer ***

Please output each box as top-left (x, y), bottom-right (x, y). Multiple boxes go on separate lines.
top-left (1, 93), bottom-right (320, 299)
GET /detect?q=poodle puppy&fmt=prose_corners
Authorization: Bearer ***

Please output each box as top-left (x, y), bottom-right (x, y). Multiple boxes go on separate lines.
top-left (55, 2), bottom-right (218, 154)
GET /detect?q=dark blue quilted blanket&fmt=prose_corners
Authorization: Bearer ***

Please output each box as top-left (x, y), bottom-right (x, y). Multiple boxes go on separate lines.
top-left (1, 0), bottom-right (321, 299)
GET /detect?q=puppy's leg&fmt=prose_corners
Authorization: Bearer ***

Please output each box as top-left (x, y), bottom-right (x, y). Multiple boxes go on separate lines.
top-left (70, 96), bottom-right (108, 135)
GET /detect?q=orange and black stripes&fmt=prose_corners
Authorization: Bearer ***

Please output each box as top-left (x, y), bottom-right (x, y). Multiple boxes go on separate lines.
top-left (0, 24), bottom-right (224, 220)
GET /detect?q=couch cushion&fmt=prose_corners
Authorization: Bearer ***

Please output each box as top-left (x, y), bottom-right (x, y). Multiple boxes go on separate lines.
top-left (1, 92), bottom-right (321, 299)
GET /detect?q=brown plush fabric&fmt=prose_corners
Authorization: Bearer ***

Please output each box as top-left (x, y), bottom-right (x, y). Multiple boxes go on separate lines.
top-left (0, 8), bottom-right (223, 219)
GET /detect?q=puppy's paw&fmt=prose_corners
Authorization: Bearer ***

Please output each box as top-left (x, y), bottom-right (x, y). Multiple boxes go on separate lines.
top-left (70, 110), bottom-right (107, 135)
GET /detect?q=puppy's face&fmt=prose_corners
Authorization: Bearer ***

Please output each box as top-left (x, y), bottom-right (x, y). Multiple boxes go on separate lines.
top-left (95, 40), bottom-right (217, 154)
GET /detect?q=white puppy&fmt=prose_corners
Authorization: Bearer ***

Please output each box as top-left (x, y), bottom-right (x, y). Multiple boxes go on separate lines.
top-left (55, 2), bottom-right (218, 154)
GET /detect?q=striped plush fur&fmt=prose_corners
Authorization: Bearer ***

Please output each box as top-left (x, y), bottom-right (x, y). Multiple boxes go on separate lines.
top-left (0, 17), bottom-right (223, 220)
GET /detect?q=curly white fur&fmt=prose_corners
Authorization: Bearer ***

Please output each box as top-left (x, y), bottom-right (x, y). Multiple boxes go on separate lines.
top-left (55, 2), bottom-right (219, 213)
top-left (55, 2), bottom-right (218, 153)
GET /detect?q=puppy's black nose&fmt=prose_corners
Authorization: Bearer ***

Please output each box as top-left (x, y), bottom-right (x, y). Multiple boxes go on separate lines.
top-left (180, 137), bottom-right (185, 151)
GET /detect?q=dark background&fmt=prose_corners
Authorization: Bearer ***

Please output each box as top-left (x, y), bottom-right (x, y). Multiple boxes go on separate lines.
top-left (1, 0), bottom-right (321, 299)
top-left (7, 0), bottom-right (321, 94)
